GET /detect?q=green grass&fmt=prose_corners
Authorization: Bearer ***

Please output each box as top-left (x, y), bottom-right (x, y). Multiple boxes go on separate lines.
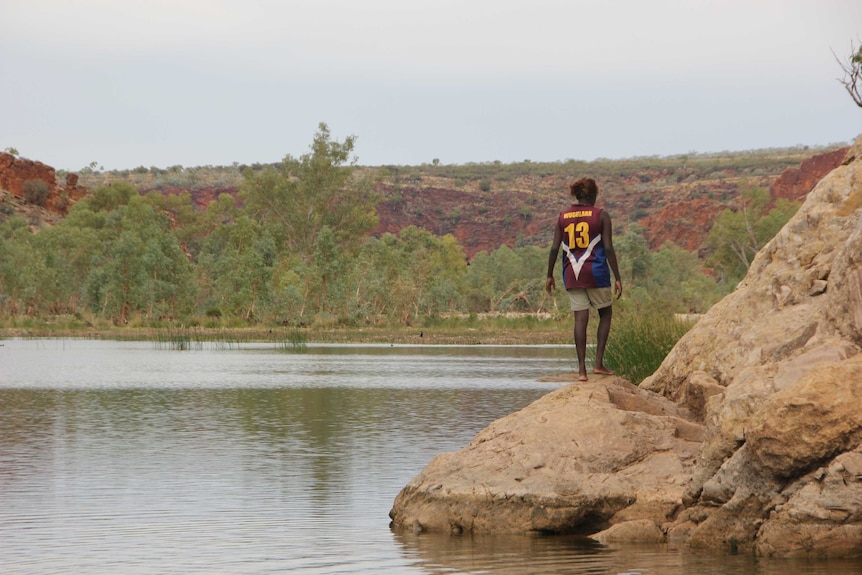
top-left (604, 311), bottom-right (694, 384)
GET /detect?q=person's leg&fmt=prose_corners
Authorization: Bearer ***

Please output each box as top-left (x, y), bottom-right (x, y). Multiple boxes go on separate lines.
top-left (574, 309), bottom-right (590, 380)
top-left (594, 305), bottom-right (614, 375)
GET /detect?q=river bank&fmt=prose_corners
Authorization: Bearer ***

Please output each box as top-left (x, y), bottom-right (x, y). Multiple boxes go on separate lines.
top-left (0, 323), bottom-right (572, 346)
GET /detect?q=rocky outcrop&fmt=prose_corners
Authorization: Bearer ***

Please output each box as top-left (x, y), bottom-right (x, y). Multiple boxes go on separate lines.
top-left (638, 198), bottom-right (727, 252)
top-left (0, 152), bottom-right (86, 214)
top-left (770, 146), bottom-right (848, 203)
top-left (0, 152), bottom-right (55, 198)
top-left (637, 135), bottom-right (862, 557)
top-left (390, 135), bottom-right (862, 558)
top-left (390, 376), bottom-right (703, 535)
top-left (637, 147), bottom-right (849, 254)
top-left (374, 185), bottom-right (547, 257)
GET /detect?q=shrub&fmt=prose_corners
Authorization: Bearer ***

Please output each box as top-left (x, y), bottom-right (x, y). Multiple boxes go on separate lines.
top-left (604, 310), bottom-right (693, 384)
top-left (55, 192), bottom-right (69, 213)
top-left (22, 179), bottom-right (51, 206)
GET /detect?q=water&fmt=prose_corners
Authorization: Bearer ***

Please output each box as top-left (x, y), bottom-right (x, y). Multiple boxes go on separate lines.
top-left (1, 339), bottom-right (859, 574)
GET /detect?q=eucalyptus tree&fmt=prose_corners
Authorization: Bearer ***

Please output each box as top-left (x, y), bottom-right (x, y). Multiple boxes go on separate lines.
top-left (142, 189), bottom-right (207, 261)
top-left (0, 184), bottom-right (132, 317)
top-left (83, 195), bottom-right (196, 323)
top-left (465, 244), bottom-right (545, 313)
top-left (197, 214), bottom-right (276, 322)
top-left (649, 242), bottom-right (722, 313)
top-left (0, 216), bottom-right (41, 314)
top-left (706, 187), bottom-right (799, 284)
top-left (615, 224), bottom-right (652, 288)
top-left (239, 123), bottom-right (379, 259)
top-left (312, 225), bottom-right (343, 315)
top-left (397, 226), bottom-right (467, 319)
top-left (350, 227), bottom-right (467, 324)
top-left (31, 221), bottom-right (101, 314)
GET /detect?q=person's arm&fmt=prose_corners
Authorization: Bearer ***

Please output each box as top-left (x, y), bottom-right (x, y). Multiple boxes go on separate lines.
top-left (546, 218), bottom-right (563, 293)
top-left (600, 211), bottom-right (623, 299)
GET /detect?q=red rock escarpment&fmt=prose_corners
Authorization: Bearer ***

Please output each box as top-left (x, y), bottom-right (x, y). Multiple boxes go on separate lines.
top-left (0, 152), bottom-right (87, 214)
top-left (770, 146), bottom-right (848, 203)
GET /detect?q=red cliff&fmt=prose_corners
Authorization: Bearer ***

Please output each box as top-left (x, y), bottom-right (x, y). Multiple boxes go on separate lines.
top-left (0, 152), bottom-right (87, 214)
top-left (770, 147), bottom-right (848, 202)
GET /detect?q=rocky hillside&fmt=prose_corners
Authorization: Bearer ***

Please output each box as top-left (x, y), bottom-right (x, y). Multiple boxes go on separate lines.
top-left (373, 150), bottom-right (848, 257)
top-left (1, 147), bottom-right (847, 262)
top-left (0, 152), bottom-right (87, 218)
top-left (388, 136), bottom-right (862, 558)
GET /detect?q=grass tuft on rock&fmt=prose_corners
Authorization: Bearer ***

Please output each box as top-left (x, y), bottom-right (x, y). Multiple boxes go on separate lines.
top-left (605, 310), bottom-right (694, 384)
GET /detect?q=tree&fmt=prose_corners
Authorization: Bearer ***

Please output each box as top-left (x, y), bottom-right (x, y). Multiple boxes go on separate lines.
top-left (313, 225), bottom-right (342, 314)
top-left (83, 196), bottom-right (195, 323)
top-left (78, 181), bottom-right (136, 213)
top-left (348, 227), bottom-right (467, 324)
top-left (142, 190), bottom-right (206, 261)
top-left (197, 215), bottom-right (275, 322)
top-left (650, 242), bottom-right (722, 313)
top-left (32, 223), bottom-right (102, 314)
top-left (239, 122), bottom-right (379, 259)
top-left (464, 244), bottom-right (546, 314)
top-left (616, 224), bottom-right (652, 288)
top-left (836, 40), bottom-right (862, 108)
top-left (706, 187), bottom-right (799, 283)
top-left (0, 217), bottom-right (41, 314)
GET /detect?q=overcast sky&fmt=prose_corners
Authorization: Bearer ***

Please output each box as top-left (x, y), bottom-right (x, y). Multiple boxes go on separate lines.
top-left (2, 0), bottom-right (861, 171)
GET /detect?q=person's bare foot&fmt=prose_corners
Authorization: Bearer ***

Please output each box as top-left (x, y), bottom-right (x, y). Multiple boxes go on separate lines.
top-left (578, 374), bottom-right (588, 381)
top-left (592, 367), bottom-right (615, 376)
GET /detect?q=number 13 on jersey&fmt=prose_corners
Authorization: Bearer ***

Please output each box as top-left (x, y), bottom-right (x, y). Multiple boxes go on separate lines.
top-left (564, 222), bottom-right (590, 249)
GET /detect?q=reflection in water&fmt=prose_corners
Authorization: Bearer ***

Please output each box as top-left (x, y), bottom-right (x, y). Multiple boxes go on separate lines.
top-left (1, 340), bottom-right (568, 574)
top-left (1, 340), bottom-right (861, 574)
top-left (392, 531), bottom-right (862, 575)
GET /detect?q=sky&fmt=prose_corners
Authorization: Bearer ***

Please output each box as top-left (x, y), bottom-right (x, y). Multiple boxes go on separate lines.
top-left (2, 0), bottom-right (861, 171)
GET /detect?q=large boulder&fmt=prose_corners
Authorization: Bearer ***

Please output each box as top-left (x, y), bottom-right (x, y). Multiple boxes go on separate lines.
top-left (389, 376), bottom-right (703, 534)
top-left (638, 135), bottom-right (862, 557)
top-left (390, 135), bottom-right (862, 558)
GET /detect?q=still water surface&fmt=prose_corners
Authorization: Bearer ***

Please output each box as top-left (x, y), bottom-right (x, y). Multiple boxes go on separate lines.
top-left (1, 339), bottom-right (859, 574)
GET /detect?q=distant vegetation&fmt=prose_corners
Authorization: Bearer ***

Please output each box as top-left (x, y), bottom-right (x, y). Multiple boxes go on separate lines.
top-left (71, 143), bottom-right (825, 196)
top-left (1, 123), bottom-right (827, 336)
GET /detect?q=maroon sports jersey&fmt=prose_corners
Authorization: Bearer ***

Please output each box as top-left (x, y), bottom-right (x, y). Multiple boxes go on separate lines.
top-left (555, 206), bottom-right (610, 289)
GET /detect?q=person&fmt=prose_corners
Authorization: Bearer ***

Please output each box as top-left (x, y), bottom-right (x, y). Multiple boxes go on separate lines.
top-left (545, 177), bottom-right (622, 381)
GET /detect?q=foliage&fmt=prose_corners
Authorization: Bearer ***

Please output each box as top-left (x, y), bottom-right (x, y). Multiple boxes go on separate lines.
top-left (836, 40), bottom-right (862, 108)
top-left (604, 307), bottom-right (695, 384)
top-left (465, 244), bottom-right (547, 313)
top-left (197, 214), bottom-right (275, 322)
top-left (239, 122), bottom-right (379, 259)
top-left (23, 179), bottom-right (51, 206)
top-left (348, 227), bottom-right (468, 324)
top-left (613, 225), bottom-right (724, 313)
top-left (82, 195), bottom-right (196, 324)
top-left (1, 127), bottom-right (811, 330)
top-left (0, 217), bottom-right (42, 313)
top-left (705, 187), bottom-right (800, 284)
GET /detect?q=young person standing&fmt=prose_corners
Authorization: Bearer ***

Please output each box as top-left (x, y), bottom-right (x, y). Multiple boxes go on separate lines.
top-left (545, 177), bottom-right (623, 381)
